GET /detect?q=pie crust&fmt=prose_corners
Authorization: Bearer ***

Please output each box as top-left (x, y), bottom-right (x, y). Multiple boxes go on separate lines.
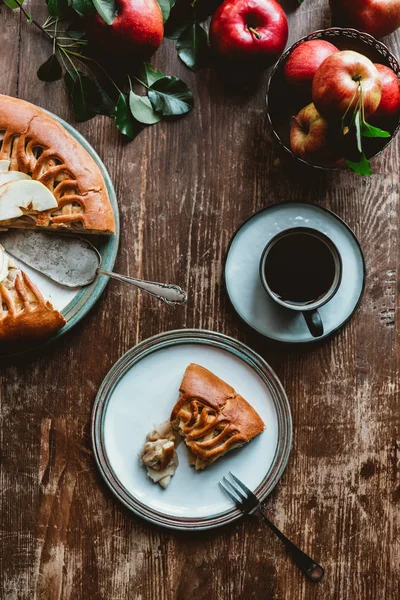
top-left (0, 94), bottom-right (115, 234)
top-left (171, 364), bottom-right (265, 469)
top-left (0, 247), bottom-right (66, 353)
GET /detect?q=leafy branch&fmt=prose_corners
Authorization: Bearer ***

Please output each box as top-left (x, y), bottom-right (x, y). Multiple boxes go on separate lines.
top-left (3, 0), bottom-right (194, 140)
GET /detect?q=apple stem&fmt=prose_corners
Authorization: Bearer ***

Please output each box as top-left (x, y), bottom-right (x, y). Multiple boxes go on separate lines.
top-left (248, 26), bottom-right (262, 40)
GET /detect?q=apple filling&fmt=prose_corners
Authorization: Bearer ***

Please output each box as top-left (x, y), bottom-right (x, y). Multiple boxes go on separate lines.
top-left (0, 246), bottom-right (40, 315)
top-left (140, 421), bottom-right (179, 489)
top-left (0, 139), bottom-right (85, 230)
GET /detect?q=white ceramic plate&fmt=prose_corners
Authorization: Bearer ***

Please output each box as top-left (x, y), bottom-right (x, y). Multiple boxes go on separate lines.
top-left (92, 330), bottom-right (292, 530)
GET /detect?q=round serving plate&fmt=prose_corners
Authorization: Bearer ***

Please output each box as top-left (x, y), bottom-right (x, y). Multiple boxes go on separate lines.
top-left (92, 329), bottom-right (292, 530)
top-left (1, 111), bottom-right (120, 358)
top-left (266, 27), bottom-right (400, 170)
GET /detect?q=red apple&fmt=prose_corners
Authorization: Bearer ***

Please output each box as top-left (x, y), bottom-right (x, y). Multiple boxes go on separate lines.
top-left (209, 0), bottom-right (288, 70)
top-left (329, 0), bottom-right (400, 39)
top-left (370, 63), bottom-right (400, 125)
top-left (86, 0), bottom-right (163, 60)
top-left (312, 50), bottom-right (382, 119)
top-left (284, 40), bottom-right (339, 90)
top-left (290, 103), bottom-right (344, 166)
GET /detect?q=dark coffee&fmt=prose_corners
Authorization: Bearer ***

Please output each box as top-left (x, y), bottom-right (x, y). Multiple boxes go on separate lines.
top-left (264, 232), bottom-right (336, 305)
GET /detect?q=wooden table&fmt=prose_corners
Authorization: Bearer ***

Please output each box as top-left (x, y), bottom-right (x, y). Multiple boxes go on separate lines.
top-left (1, 1), bottom-right (399, 598)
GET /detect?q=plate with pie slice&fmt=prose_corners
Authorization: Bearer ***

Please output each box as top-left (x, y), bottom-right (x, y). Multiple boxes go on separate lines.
top-left (0, 95), bottom-right (119, 356)
top-left (92, 329), bottom-right (292, 530)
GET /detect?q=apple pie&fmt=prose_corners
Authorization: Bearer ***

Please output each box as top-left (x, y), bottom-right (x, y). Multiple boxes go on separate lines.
top-left (0, 94), bottom-right (115, 234)
top-left (171, 364), bottom-right (265, 469)
top-left (0, 94), bottom-right (116, 351)
top-left (0, 245), bottom-right (65, 353)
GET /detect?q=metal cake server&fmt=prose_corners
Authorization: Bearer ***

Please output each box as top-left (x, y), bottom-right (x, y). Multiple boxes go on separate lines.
top-left (0, 230), bottom-right (187, 306)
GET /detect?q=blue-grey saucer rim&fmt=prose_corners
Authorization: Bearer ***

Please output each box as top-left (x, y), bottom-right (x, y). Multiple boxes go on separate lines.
top-left (223, 202), bottom-right (366, 345)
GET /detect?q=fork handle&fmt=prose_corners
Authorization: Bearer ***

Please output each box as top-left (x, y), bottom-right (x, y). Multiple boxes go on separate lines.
top-left (258, 510), bottom-right (324, 583)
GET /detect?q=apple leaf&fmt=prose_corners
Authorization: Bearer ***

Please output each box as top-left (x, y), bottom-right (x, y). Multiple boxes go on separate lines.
top-left (177, 23), bottom-right (209, 71)
top-left (361, 122), bottom-right (391, 138)
top-left (165, 21), bottom-right (193, 40)
top-left (346, 153), bottom-right (372, 176)
top-left (115, 92), bottom-right (143, 139)
top-left (94, 80), bottom-right (116, 117)
top-left (139, 63), bottom-right (164, 87)
top-left (157, 0), bottom-right (176, 22)
top-left (157, 0), bottom-right (170, 22)
top-left (65, 70), bottom-right (116, 118)
top-left (64, 70), bottom-right (102, 121)
top-left (71, 0), bottom-right (94, 16)
top-left (47, 0), bottom-right (69, 17)
top-left (4, 0), bottom-right (24, 8)
top-left (148, 76), bottom-right (194, 116)
top-left (129, 90), bottom-right (162, 125)
top-left (37, 54), bottom-right (63, 82)
top-left (66, 26), bottom-right (86, 39)
top-left (92, 0), bottom-right (115, 24)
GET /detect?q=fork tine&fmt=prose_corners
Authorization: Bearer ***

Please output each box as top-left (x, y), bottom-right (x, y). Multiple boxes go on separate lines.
top-left (229, 471), bottom-right (254, 498)
top-left (223, 476), bottom-right (247, 502)
top-left (219, 480), bottom-right (242, 507)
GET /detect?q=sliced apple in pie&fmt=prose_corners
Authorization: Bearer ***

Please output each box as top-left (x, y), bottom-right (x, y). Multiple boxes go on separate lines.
top-left (0, 245), bottom-right (65, 352)
top-left (0, 94), bottom-right (115, 234)
top-left (170, 364), bottom-right (265, 469)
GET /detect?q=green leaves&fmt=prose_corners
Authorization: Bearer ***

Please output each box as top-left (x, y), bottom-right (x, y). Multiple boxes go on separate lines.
top-left (4, 0), bottom-right (24, 8)
top-left (129, 91), bottom-right (162, 125)
top-left (115, 93), bottom-right (143, 139)
top-left (47, 0), bottom-right (69, 17)
top-left (139, 63), bottom-right (164, 87)
top-left (148, 76), bottom-right (194, 116)
top-left (66, 26), bottom-right (86, 39)
top-left (37, 54), bottom-right (63, 82)
top-left (92, 0), bottom-right (116, 24)
top-left (341, 82), bottom-right (392, 175)
top-left (66, 71), bottom-right (100, 121)
top-left (115, 68), bottom-right (193, 137)
top-left (157, 0), bottom-right (176, 23)
top-left (70, 0), bottom-right (94, 16)
top-left (346, 154), bottom-right (372, 176)
top-left (64, 70), bottom-right (115, 121)
top-left (177, 23), bottom-right (208, 71)
top-left (361, 122), bottom-right (391, 138)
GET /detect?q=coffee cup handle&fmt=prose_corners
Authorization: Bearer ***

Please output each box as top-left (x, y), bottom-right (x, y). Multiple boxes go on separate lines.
top-left (303, 309), bottom-right (324, 338)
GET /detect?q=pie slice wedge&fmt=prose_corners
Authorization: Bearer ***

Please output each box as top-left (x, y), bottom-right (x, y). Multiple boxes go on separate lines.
top-left (0, 94), bottom-right (115, 234)
top-left (0, 245), bottom-right (65, 353)
top-left (170, 363), bottom-right (265, 469)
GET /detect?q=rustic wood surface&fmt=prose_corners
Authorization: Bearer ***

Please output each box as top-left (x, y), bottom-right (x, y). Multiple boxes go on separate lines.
top-left (1, 1), bottom-right (399, 598)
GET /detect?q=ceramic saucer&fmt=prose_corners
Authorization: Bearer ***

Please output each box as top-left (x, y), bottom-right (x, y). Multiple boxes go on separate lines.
top-left (224, 203), bottom-right (366, 344)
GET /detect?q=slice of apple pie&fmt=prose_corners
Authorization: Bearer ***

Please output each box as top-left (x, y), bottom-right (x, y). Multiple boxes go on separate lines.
top-left (170, 364), bottom-right (265, 470)
top-left (0, 94), bottom-right (115, 234)
top-left (0, 245), bottom-right (65, 353)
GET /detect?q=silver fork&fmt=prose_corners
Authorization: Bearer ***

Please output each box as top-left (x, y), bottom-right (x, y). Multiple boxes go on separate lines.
top-left (220, 472), bottom-right (324, 583)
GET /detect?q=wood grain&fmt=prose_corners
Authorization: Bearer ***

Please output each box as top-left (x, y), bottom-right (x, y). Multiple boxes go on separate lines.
top-left (0, 1), bottom-right (399, 598)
